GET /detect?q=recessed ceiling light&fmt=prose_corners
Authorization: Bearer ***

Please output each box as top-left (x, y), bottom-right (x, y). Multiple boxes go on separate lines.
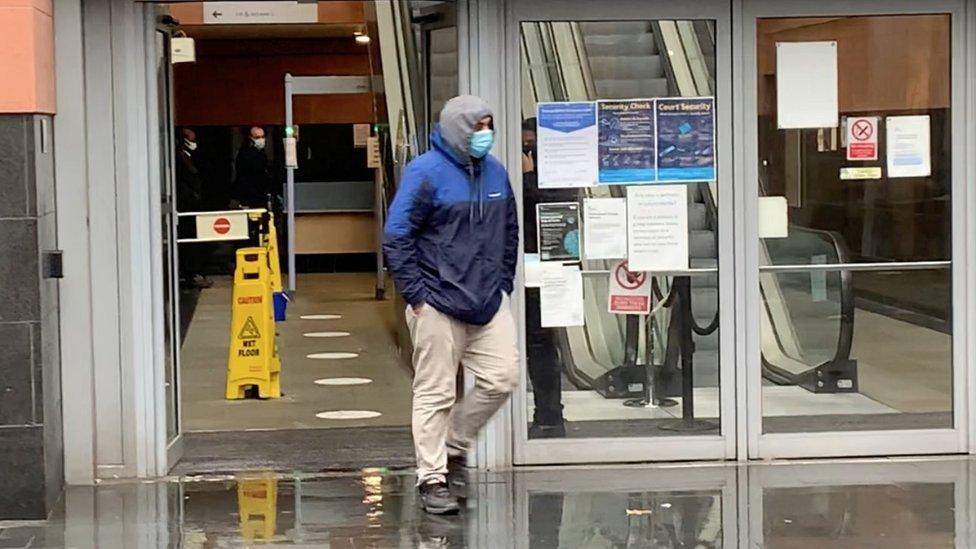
top-left (355, 35), bottom-right (371, 45)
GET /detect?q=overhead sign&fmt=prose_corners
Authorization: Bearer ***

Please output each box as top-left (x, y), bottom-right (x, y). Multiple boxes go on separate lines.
top-left (203, 2), bottom-right (318, 24)
top-left (846, 116), bottom-right (878, 161)
top-left (608, 261), bottom-right (652, 315)
top-left (195, 211), bottom-right (249, 242)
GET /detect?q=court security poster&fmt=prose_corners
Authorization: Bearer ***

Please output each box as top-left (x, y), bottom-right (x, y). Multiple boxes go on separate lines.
top-left (536, 97), bottom-right (715, 188)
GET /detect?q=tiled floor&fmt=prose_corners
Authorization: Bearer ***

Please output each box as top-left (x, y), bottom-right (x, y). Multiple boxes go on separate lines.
top-left (1, 456), bottom-right (971, 548)
top-left (180, 273), bottom-right (414, 431)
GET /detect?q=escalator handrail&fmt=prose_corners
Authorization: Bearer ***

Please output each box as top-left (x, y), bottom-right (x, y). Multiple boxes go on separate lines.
top-left (784, 224), bottom-right (856, 365)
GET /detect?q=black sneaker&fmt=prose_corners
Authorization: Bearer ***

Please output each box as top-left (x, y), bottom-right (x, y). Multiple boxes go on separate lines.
top-left (418, 481), bottom-right (459, 515)
top-left (447, 455), bottom-right (467, 498)
top-left (528, 422), bottom-right (566, 439)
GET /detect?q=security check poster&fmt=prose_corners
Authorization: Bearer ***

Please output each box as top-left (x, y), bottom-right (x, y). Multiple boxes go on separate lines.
top-left (597, 100), bottom-right (656, 184)
top-left (655, 97), bottom-right (716, 182)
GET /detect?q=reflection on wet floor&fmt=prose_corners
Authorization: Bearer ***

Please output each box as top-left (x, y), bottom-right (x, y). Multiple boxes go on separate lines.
top-left (0, 457), bottom-right (971, 548)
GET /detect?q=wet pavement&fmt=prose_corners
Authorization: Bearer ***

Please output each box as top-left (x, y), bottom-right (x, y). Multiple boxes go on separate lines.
top-left (0, 456), bottom-right (969, 547)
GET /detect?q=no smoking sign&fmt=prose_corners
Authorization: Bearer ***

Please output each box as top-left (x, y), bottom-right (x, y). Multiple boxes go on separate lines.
top-left (846, 116), bottom-right (878, 161)
top-left (608, 261), bottom-right (651, 315)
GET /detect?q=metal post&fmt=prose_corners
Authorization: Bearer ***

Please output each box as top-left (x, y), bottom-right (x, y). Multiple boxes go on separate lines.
top-left (284, 73), bottom-right (297, 294)
top-left (374, 157), bottom-right (386, 300)
top-left (660, 276), bottom-right (716, 432)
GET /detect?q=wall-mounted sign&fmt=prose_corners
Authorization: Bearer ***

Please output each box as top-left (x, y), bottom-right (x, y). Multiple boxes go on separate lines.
top-left (536, 97), bottom-right (716, 188)
top-left (537, 202), bottom-right (581, 262)
top-left (202, 1), bottom-right (317, 24)
top-left (886, 115), bottom-right (931, 178)
top-left (171, 37), bottom-right (196, 64)
top-left (840, 167), bottom-right (882, 180)
top-left (608, 261), bottom-right (651, 315)
top-left (537, 102), bottom-right (598, 188)
top-left (597, 100), bottom-right (656, 184)
top-left (846, 116), bottom-right (878, 161)
top-left (655, 98), bottom-right (716, 182)
top-left (626, 185), bottom-right (688, 272)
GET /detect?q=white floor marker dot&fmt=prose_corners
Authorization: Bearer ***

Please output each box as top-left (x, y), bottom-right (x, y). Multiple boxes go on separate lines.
top-left (314, 377), bottom-right (373, 386)
top-left (304, 331), bottom-right (351, 338)
top-left (316, 410), bottom-right (382, 420)
top-left (307, 352), bottom-right (359, 360)
top-left (301, 314), bottom-right (342, 320)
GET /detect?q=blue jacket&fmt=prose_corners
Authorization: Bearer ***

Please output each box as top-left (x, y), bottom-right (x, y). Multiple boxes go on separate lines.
top-left (383, 128), bottom-right (519, 325)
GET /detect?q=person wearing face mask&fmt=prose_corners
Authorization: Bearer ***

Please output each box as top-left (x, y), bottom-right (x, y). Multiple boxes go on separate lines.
top-left (176, 128), bottom-right (213, 289)
top-left (384, 95), bottom-right (520, 515)
top-left (233, 126), bottom-right (273, 208)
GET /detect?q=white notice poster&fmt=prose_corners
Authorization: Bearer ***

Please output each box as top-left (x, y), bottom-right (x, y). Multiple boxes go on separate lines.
top-left (776, 42), bottom-right (838, 129)
top-left (583, 198), bottom-right (627, 260)
top-left (537, 102), bottom-right (598, 188)
top-left (627, 185), bottom-right (688, 272)
top-left (886, 115), bottom-right (931, 178)
top-left (353, 124), bottom-right (370, 147)
top-left (540, 266), bottom-right (585, 327)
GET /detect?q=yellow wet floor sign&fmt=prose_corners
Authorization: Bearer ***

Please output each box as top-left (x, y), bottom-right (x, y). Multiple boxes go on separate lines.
top-left (238, 476), bottom-right (277, 541)
top-left (226, 247), bottom-right (281, 399)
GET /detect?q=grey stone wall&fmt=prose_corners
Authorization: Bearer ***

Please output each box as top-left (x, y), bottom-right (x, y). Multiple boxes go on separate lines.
top-left (0, 114), bottom-right (63, 520)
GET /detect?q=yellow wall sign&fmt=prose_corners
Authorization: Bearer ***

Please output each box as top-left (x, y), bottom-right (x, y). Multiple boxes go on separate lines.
top-left (840, 167), bottom-right (882, 180)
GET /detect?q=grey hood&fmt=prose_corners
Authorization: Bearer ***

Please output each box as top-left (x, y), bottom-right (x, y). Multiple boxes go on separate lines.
top-left (438, 95), bottom-right (494, 162)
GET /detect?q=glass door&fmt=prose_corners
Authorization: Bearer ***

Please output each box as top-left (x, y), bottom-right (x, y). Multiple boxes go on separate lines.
top-left (508, 0), bottom-right (735, 464)
top-left (155, 27), bottom-right (183, 466)
top-left (741, 0), bottom-right (968, 458)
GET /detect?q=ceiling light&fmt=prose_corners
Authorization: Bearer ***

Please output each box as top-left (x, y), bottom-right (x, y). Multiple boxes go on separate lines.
top-left (355, 35), bottom-right (371, 45)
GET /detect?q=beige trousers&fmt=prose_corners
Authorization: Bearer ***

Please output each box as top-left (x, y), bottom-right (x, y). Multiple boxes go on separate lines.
top-left (405, 294), bottom-right (520, 484)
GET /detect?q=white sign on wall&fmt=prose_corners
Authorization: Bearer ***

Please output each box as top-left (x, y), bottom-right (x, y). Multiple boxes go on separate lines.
top-left (776, 41), bottom-right (838, 129)
top-left (626, 185), bottom-right (688, 272)
top-left (203, 2), bottom-right (318, 24)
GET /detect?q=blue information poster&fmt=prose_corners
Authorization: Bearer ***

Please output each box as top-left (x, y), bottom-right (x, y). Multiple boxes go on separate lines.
top-left (537, 102), bottom-right (599, 188)
top-left (655, 97), bottom-right (716, 182)
top-left (597, 100), bottom-right (656, 184)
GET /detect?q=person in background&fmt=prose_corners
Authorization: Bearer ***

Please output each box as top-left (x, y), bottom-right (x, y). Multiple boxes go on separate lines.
top-left (521, 117), bottom-right (567, 438)
top-left (384, 95), bottom-right (520, 515)
top-left (175, 128), bottom-right (213, 289)
top-left (234, 126), bottom-right (273, 208)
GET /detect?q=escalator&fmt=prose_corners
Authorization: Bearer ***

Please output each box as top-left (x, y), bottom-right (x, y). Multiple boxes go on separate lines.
top-left (522, 20), bottom-right (857, 400)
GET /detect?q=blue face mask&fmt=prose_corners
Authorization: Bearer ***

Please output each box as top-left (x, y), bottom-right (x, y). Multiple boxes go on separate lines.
top-left (468, 129), bottom-right (494, 158)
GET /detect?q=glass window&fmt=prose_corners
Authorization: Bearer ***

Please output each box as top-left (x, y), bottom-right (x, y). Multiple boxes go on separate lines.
top-left (756, 15), bottom-right (952, 433)
top-left (520, 20), bottom-right (720, 439)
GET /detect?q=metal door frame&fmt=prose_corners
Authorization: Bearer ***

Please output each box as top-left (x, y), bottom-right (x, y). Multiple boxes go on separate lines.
top-left (738, 0), bottom-right (971, 459)
top-left (151, 18), bottom-right (184, 474)
top-left (505, 0), bottom-right (737, 465)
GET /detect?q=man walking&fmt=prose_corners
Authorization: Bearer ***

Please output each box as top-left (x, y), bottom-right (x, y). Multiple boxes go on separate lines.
top-left (384, 95), bottom-right (520, 515)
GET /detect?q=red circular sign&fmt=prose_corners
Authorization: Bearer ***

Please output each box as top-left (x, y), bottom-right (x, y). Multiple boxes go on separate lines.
top-left (213, 217), bottom-right (232, 235)
top-left (614, 261), bottom-right (646, 290)
top-left (851, 119), bottom-right (873, 141)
